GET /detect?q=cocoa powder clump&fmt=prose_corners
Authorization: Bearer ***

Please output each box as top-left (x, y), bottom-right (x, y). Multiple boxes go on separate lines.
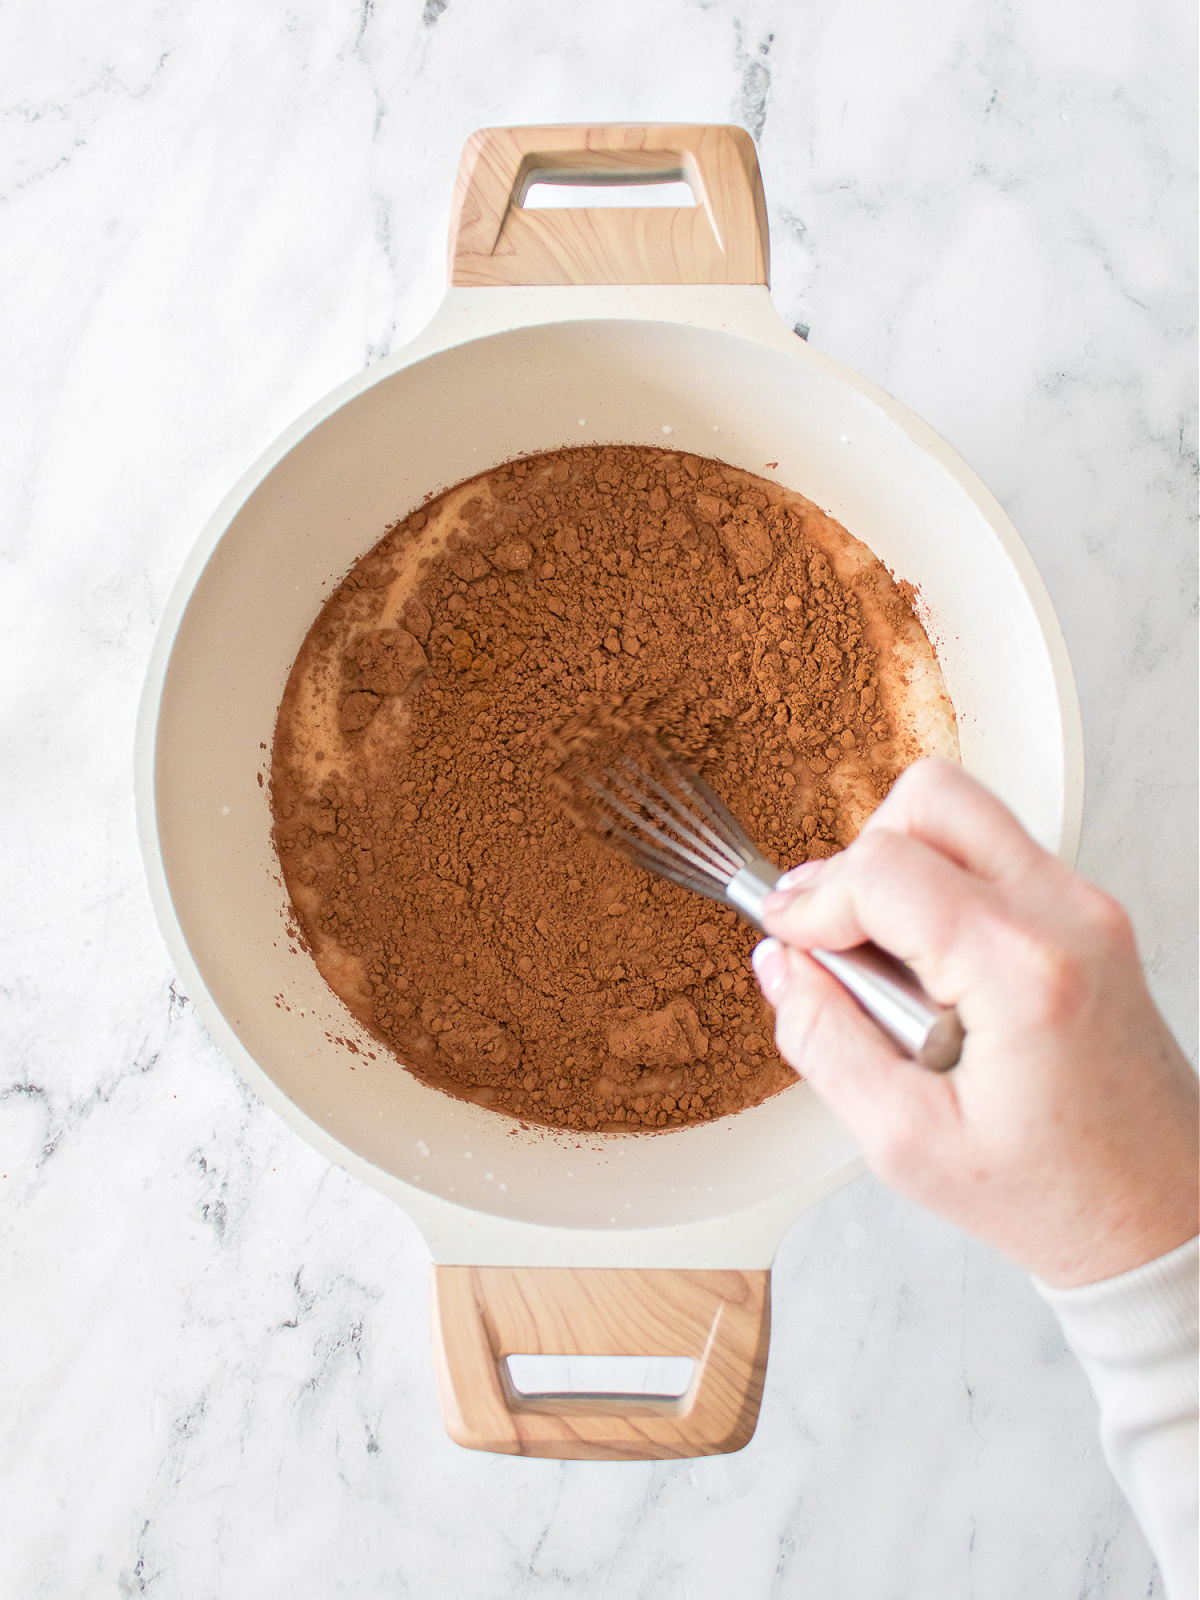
top-left (271, 446), bottom-right (947, 1132)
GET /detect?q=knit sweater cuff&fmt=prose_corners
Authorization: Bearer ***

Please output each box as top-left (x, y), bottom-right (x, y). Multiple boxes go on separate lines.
top-left (1033, 1235), bottom-right (1199, 1365)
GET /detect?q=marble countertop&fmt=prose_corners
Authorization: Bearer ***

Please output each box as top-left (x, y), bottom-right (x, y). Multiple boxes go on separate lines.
top-left (2, 2), bottom-right (1194, 1595)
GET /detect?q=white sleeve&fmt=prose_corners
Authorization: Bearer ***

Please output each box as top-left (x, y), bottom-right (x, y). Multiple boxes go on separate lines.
top-left (1035, 1235), bottom-right (1199, 1600)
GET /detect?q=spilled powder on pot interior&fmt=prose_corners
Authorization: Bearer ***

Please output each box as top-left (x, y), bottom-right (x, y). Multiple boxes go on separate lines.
top-left (270, 446), bottom-right (958, 1132)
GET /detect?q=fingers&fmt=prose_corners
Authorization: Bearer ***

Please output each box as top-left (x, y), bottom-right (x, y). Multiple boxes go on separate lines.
top-left (762, 827), bottom-right (999, 1003)
top-left (752, 938), bottom-right (957, 1166)
top-left (860, 759), bottom-right (1047, 883)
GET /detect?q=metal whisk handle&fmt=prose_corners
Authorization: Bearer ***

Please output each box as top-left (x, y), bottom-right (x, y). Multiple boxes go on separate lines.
top-left (729, 865), bottom-right (965, 1073)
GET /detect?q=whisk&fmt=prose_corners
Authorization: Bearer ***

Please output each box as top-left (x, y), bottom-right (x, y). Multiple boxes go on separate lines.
top-left (563, 739), bottom-right (964, 1073)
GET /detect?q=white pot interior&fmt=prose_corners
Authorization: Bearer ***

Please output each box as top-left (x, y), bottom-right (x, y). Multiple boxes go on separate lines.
top-left (150, 318), bottom-right (1073, 1233)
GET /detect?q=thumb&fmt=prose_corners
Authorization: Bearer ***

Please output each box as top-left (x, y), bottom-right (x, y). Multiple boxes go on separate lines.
top-left (752, 937), bottom-right (955, 1164)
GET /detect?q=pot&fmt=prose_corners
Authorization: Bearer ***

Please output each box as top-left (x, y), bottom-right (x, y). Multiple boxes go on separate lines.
top-left (136, 124), bottom-right (1083, 1460)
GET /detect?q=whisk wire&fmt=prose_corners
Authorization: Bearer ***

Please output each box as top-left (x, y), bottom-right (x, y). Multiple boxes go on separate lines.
top-left (615, 759), bottom-right (744, 877)
top-left (574, 772), bottom-right (726, 893)
top-left (577, 770), bottom-right (698, 865)
top-left (605, 762), bottom-right (742, 882)
top-left (619, 843), bottom-right (731, 905)
top-left (673, 763), bottom-right (762, 863)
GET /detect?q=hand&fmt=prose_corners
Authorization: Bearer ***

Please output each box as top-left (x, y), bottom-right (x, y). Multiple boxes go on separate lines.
top-left (751, 759), bottom-right (1198, 1287)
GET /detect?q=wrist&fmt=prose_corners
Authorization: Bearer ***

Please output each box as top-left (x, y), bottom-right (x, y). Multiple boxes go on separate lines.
top-left (1023, 1189), bottom-right (1200, 1289)
top-left (1032, 1232), bottom-right (1199, 1349)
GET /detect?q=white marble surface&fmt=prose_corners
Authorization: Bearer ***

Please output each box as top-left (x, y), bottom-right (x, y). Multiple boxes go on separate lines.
top-left (1, 1), bottom-right (1195, 1595)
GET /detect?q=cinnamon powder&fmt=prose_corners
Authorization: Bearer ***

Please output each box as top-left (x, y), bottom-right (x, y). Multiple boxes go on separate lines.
top-left (270, 446), bottom-right (957, 1132)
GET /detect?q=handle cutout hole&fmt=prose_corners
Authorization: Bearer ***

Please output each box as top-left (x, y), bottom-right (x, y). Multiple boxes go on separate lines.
top-left (520, 171), bottom-right (696, 210)
top-left (505, 1354), bottom-right (695, 1398)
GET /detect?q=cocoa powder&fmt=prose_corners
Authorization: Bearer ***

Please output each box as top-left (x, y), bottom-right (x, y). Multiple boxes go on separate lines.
top-left (270, 446), bottom-right (957, 1132)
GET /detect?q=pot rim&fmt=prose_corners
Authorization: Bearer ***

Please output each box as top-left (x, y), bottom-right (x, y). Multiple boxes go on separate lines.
top-left (136, 287), bottom-right (1083, 1266)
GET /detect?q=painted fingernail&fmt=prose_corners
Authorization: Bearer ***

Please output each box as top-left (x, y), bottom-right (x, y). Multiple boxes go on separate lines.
top-left (751, 937), bottom-right (788, 1004)
top-left (774, 860), bottom-right (826, 892)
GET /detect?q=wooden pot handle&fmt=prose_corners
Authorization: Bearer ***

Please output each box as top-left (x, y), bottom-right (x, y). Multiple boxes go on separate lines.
top-left (447, 123), bottom-right (770, 288)
top-left (430, 1265), bottom-right (771, 1459)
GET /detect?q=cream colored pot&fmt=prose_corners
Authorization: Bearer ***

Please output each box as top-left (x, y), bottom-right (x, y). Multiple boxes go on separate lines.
top-left (136, 125), bottom-right (1082, 1461)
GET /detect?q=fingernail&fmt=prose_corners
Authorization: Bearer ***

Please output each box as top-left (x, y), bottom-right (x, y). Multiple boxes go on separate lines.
top-left (751, 937), bottom-right (788, 1004)
top-left (774, 860), bottom-right (826, 892)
